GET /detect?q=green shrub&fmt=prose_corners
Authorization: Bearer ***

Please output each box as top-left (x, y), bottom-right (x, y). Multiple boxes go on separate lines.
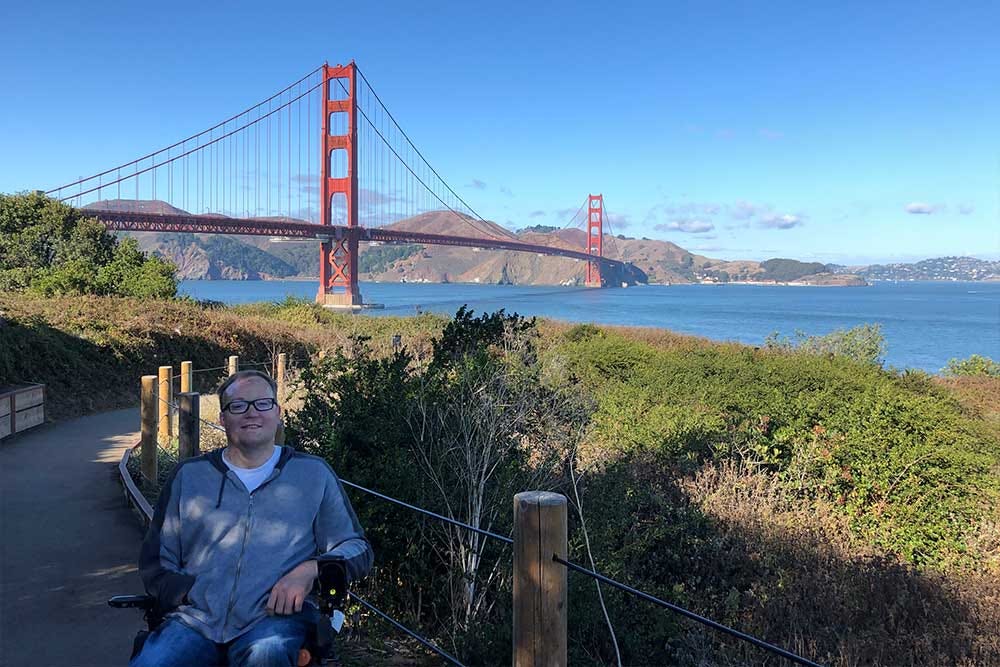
top-left (766, 323), bottom-right (886, 366)
top-left (0, 192), bottom-right (177, 298)
top-left (943, 354), bottom-right (1000, 378)
top-left (558, 329), bottom-right (998, 567)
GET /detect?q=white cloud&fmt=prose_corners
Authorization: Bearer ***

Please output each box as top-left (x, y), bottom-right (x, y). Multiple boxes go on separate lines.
top-left (466, 179), bottom-right (487, 190)
top-left (905, 202), bottom-right (939, 215)
top-left (655, 219), bottom-right (715, 234)
top-left (959, 204), bottom-right (975, 215)
top-left (758, 214), bottom-right (804, 229)
top-left (730, 200), bottom-right (760, 220)
top-left (607, 213), bottom-right (632, 229)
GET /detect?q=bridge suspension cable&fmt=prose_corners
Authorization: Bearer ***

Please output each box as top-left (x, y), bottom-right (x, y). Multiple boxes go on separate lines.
top-left (47, 68), bottom-right (328, 229)
top-left (46, 66), bottom-right (323, 198)
top-left (601, 198), bottom-right (623, 261)
top-left (338, 67), bottom-right (517, 241)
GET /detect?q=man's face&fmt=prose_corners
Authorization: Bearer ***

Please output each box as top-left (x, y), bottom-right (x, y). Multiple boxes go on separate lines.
top-left (219, 377), bottom-right (282, 450)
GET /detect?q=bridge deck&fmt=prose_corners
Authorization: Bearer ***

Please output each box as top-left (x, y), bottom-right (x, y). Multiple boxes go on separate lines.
top-left (0, 409), bottom-right (145, 666)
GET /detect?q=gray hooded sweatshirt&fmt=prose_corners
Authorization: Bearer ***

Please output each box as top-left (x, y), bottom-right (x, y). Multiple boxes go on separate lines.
top-left (139, 446), bottom-right (373, 643)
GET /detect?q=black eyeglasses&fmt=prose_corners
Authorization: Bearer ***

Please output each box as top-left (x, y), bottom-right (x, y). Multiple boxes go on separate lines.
top-left (222, 398), bottom-right (277, 414)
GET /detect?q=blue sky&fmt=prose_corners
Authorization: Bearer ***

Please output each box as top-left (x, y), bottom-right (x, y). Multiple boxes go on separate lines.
top-left (2, 0), bottom-right (998, 264)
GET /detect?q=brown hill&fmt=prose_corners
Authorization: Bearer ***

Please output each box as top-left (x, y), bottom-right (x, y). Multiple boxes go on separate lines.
top-left (81, 200), bottom-right (863, 286)
top-left (368, 211), bottom-right (598, 285)
top-left (84, 199), bottom-right (188, 215)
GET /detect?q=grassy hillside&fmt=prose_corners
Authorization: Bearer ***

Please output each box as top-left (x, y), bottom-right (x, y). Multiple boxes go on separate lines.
top-left (3, 293), bottom-right (998, 665)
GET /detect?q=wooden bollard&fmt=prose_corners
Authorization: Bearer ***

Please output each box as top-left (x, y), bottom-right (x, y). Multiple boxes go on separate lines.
top-left (228, 355), bottom-right (238, 376)
top-left (177, 392), bottom-right (200, 460)
top-left (158, 366), bottom-right (172, 446)
top-left (140, 375), bottom-right (158, 489)
top-left (513, 491), bottom-right (568, 667)
top-left (276, 353), bottom-right (287, 400)
top-left (180, 361), bottom-right (193, 394)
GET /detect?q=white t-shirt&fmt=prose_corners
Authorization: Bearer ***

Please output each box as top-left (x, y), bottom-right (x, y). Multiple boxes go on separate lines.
top-left (223, 445), bottom-right (281, 493)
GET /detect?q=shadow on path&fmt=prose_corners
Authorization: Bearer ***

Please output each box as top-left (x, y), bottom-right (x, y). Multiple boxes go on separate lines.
top-left (1, 408), bottom-right (144, 666)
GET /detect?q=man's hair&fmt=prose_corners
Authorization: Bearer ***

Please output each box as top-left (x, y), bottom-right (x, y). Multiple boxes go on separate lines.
top-left (217, 370), bottom-right (278, 406)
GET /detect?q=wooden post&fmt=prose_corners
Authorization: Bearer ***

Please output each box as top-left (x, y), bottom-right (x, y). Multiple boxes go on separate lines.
top-left (228, 355), bottom-right (238, 376)
top-left (513, 491), bottom-right (568, 667)
top-left (180, 361), bottom-right (193, 393)
top-left (140, 375), bottom-right (158, 490)
top-left (276, 353), bottom-right (287, 400)
top-left (177, 392), bottom-right (200, 460)
top-left (158, 366), bottom-right (172, 446)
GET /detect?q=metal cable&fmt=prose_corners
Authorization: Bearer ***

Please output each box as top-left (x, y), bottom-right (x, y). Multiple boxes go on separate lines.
top-left (562, 197), bottom-right (589, 230)
top-left (334, 77), bottom-right (512, 243)
top-left (149, 393), bottom-right (227, 434)
top-left (348, 592), bottom-right (467, 667)
top-left (192, 365), bottom-right (229, 374)
top-left (47, 66), bottom-right (323, 195)
top-left (356, 67), bottom-right (496, 234)
top-left (56, 79), bottom-right (326, 202)
top-left (552, 556), bottom-right (824, 667)
top-left (339, 479), bottom-right (513, 545)
top-left (239, 361), bottom-right (273, 370)
top-left (601, 198), bottom-right (622, 261)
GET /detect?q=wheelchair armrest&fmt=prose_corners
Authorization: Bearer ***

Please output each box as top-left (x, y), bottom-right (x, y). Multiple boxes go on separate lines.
top-left (315, 557), bottom-right (348, 613)
top-left (108, 594), bottom-right (156, 610)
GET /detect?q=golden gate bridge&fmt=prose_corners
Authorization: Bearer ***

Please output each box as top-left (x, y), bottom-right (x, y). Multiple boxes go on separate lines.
top-left (46, 62), bottom-right (637, 308)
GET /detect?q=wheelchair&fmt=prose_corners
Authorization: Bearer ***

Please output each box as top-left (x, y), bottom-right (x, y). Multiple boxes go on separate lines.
top-left (109, 557), bottom-right (350, 666)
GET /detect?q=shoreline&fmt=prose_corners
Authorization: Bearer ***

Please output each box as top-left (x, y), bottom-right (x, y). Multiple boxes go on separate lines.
top-left (190, 277), bottom-right (875, 287)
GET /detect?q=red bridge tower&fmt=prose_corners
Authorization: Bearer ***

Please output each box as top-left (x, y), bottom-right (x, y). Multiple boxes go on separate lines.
top-left (585, 194), bottom-right (604, 288)
top-left (317, 62), bottom-right (362, 308)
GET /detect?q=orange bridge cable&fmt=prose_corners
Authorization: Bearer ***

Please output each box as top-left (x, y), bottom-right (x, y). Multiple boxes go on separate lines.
top-left (58, 78), bottom-right (327, 204)
top-left (356, 67), bottom-right (492, 230)
top-left (348, 592), bottom-right (467, 667)
top-left (46, 66), bottom-right (323, 196)
top-left (601, 199), bottom-right (622, 261)
top-left (552, 556), bottom-right (825, 667)
top-left (344, 74), bottom-right (515, 243)
top-left (561, 197), bottom-right (589, 230)
top-left (348, 89), bottom-right (506, 242)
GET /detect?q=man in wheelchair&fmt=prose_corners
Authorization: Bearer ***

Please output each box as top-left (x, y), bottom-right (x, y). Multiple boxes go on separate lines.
top-left (128, 370), bottom-right (373, 667)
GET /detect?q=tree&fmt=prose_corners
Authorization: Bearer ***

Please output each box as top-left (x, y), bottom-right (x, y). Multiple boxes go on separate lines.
top-left (406, 311), bottom-right (576, 636)
top-left (0, 192), bottom-right (177, 298)
top-left (97, 238), bottom-right (177, 298)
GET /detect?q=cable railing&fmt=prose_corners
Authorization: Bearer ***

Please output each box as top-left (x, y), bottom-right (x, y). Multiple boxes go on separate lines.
top-left (338, 479), bottom-right (513, 545)
top-left (349, 593), bottom-right (467, 667)
top-left (552, 556), bottom-right (823, 667)
top-left (124, 355), bottom-right (826, 667)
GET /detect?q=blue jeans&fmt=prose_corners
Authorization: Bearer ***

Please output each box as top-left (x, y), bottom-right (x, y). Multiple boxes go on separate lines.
top-left (129, 613), bottom-right (312, 667)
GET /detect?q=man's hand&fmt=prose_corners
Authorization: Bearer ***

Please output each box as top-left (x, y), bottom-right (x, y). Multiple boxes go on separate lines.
top-left (267, 560), bottom-right (318, 615)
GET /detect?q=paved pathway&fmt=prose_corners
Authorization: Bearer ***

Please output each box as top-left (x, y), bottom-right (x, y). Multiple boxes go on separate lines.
top-left (1, 409), bottom-right (146, 666)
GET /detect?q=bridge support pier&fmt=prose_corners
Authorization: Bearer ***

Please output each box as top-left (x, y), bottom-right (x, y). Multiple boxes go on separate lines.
top-left (584, 194), bottom-right (604, 288)
top-left (317, 230), bottom-right (363, 308)
top-left (317, 61), bottom-right (367, 309)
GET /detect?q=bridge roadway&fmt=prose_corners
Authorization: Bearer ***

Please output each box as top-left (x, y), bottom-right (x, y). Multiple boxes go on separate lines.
top-left (0, 409), bottom-right (144, 666)
top-left (86, 209), bottom-right (629, 271)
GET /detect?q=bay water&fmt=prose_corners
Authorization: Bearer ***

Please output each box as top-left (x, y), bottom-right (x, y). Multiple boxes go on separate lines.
top-left (180, 280), bottom-right (1000, 373)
